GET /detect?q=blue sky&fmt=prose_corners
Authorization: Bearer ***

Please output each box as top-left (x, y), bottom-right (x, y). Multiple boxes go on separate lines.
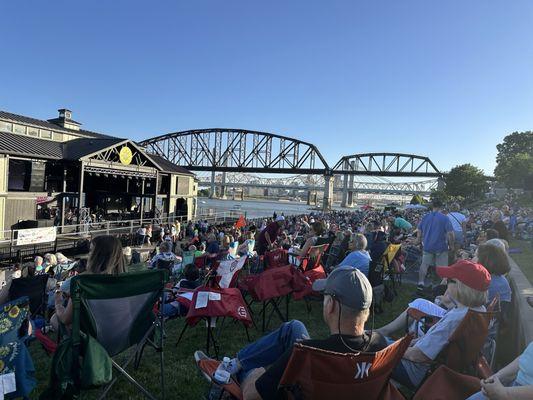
top-left (2, 1), bottom-right (533, 175)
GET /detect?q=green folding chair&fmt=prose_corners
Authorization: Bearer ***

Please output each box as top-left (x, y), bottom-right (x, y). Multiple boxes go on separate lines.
top-left (181, 250), bottom-right (195, 266)
top-left (70, 270), bottom-right (167, 400)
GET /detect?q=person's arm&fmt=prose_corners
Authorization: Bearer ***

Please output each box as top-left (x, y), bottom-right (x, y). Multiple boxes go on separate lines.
top-left (481, 375), bottom-right (533, 400)
top-left (402, 346), bottom-right (432, 363)
top-left (416, 229), bottom-right (423, 246)
top-left (295, 237), bottom-right (313, 256)
top-left (242, 367), bottom-right (266, 400)
top-left (54, 293), bottom-right (73, 326)
top-left (447, 231), bottom-right (455, 249)
top-left (264, 232), bottom-right (272, 247)
top-left (492, 356), bottom-right (520, 384)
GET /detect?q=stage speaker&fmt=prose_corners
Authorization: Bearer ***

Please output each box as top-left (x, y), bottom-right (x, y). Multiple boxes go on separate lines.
top-left (29, 161), bottom-right (45, 192)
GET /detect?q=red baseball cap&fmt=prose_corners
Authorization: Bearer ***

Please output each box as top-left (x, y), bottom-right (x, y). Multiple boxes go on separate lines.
top-left (436, 259), bottom-right (491, 291)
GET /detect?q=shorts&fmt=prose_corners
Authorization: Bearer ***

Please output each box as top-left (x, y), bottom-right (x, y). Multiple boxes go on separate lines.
top-left (421, 251), bottom-right (448, 268)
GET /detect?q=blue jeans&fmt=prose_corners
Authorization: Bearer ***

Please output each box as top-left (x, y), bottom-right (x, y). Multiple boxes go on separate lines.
top-left (237, 320), bottom-right (310, 382)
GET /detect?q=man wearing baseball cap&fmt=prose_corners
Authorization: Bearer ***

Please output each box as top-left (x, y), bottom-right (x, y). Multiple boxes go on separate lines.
top-left (380, 259), bottom-right (491, 389)
top-left (195, 267), bottom-right (387, 400)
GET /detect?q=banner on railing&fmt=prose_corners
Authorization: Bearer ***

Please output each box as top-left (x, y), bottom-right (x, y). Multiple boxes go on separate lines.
top-left (16, 227), bottom-right (57, 246)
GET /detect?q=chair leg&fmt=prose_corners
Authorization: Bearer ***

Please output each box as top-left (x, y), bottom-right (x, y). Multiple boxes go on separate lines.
top-left (159, 310), bottom-right (165, 400)
top-left (176, 321), bottom-right (189, 346)
top-left (110, 359), bottom-right (158, 400)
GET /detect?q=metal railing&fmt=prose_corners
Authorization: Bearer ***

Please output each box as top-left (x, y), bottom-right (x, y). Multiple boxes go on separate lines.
top-left (0, 211), bottom-right (243, 264)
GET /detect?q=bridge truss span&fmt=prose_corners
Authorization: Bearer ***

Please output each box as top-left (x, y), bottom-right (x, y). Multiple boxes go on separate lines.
top-left (139, 129), bottom-right (330, 174)
top-left (333, 153), bottom-right (443, 177)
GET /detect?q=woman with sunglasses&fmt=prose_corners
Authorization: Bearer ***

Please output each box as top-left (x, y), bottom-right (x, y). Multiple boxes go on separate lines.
top-left (377, 260), bottom-right (491, 389)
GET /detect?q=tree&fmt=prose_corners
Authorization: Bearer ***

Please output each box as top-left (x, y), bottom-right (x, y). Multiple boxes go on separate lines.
top-left (445, 164), bottom-right (488, 201)
top-left (494, 132), bottom-right (533, 188)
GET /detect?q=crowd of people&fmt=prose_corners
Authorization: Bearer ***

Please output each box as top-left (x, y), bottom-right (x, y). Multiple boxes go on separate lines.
top-left (3, 198), bottom-right (533, 399)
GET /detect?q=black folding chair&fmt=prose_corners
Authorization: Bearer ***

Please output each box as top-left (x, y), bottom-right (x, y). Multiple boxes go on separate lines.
top-left (9, 275), bottom-right (49, 318)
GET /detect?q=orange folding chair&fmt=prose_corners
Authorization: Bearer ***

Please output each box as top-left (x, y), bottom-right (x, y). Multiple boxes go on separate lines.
top-left (279, 335), bottom-right (412, 400)
top-left (196, 334), bottom-right (412, 400)
top-left (413, 308), bottom-right (496, 400)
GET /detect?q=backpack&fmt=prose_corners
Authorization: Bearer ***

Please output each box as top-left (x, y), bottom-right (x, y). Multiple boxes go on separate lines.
top-left (40, 331), bottom-right (112, 399)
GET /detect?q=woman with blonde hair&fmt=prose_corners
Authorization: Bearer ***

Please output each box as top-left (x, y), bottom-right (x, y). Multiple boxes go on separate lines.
top-left (379, 260), bottom-right (491, 389)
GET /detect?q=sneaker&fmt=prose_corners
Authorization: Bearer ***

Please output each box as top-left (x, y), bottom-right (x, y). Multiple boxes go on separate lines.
top-left (416, 284), bottom-right (426, 292)
top-left (194, 350), bottom-right (213, 382)
top-left (225, 358), bottom-right (240, 375)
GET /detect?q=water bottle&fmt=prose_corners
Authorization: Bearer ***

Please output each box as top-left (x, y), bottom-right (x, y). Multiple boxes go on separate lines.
top-left (213, 357), bottom-right (231, 384)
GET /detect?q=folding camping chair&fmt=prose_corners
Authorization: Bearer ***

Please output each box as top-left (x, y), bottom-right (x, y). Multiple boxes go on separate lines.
top-left (413, 308), bottom-right (496, 400)
top-left (176, 287), bottom-right (252, 358)
top-left (241, 265), bottom-right (298, 332)
top-left (182, 250), bottom-right (195, 266)
top-left (0, 296), bottom-right (36, 398)
top-left (8, 274), bottom-right (49, 318)
top-left (197, 334), bottom-right (412, 400)
top-left (51, 270), bottom-right (167, 400)
top-left (381, 243), bottom-right (403, 288)
top-left (264, 248), bottom-right (290, 269)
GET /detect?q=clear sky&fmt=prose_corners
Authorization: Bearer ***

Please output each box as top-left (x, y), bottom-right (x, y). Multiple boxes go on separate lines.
top-left (2, 1), bottom-right (533, 175)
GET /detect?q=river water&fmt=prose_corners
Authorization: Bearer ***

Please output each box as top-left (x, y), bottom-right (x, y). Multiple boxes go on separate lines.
top-left (198, 198), bottom-right (348, 219)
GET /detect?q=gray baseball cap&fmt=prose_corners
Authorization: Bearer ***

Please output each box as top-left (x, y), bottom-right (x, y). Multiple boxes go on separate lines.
top-left (312, 266), bottom-right (372, 310)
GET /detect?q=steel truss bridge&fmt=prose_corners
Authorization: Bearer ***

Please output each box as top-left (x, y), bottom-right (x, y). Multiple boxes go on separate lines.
top-left (196, 173), bottom-right (439, 196)
top-left (139, 129), bottom-right (445, 208)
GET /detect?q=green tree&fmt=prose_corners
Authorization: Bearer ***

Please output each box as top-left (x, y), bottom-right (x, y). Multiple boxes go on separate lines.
top-left (444, 164), bottom-right (488, 201)
top-left (494, 132), bottom-right (533, 188)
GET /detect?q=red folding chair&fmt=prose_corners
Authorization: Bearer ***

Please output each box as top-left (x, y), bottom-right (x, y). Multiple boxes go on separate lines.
top-left (264, 248), bottom-right (290, 269)
top-left (197, 334), bottom-right (412, 400)
top-left (242, 265), bottom-right (308, 331)
top-left (413, 308), bottom-right (496, 400)
top-left (176, 287), bottom-right (252, 358)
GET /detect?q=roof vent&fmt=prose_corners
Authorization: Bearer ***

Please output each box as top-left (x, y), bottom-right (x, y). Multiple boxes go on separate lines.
top-left (48, 108), bottom-right (81, 131)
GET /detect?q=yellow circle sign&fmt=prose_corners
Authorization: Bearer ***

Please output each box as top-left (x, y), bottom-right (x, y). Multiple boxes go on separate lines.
top-left (119, 146), bottom-right (133, 165)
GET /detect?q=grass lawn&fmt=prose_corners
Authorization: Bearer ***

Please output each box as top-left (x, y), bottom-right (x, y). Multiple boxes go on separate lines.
top-left (28, 284), bottom-right (416, 399)
top-left (510, 239), bottom-right (533, 284)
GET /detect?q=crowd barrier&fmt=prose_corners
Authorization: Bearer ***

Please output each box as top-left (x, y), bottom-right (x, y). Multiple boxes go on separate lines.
top-left (0, 211), bottom-right (242, 265)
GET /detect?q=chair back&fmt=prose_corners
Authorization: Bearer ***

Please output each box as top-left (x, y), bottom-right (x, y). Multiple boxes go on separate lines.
top-left (8, 275), bottom-right (48, 317)
top-left (265, 248), bottom-right (289, 269)
top-left (194, 254), bottom-right (208, 269)
top-left (279, 334), bottom-right (412, 400)
top-left (246, 239), bottom-right (256, 255)
top-left (381, 244), bottom-right (401, 270)
top-left (70, 270), bottom-right (167, 357)
top-left (182, 251), bottom-right (195, 266)
top-left (440, 309), bottom-right (494, 372)
top-left (228, 242), bottom-right (239, 259)
top-left (215, 256), bottom-right (247, 288)
top-left (300, 244), bottom-right (329, 272)
top-left (156, 258), bottom-right (174, 272)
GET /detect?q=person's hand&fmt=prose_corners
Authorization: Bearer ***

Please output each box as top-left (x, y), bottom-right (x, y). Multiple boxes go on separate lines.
top-left (481, 376), bottom-right (510, 400)
top-left (54, 290), bottom-right (63, 304)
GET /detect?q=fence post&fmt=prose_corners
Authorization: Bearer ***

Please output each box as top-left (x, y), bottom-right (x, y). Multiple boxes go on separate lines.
top-left (106, 221), bottom-right (110, 235)
top-left (130, 220), bottom-right (134, 234)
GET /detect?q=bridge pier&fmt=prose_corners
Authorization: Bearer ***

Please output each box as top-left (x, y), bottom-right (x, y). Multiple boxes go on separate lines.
top-left (307, 191), bottom-right (318, 206)
top-left (220, 172), bottom-right (227, 199)
top-left (341, 159), bottom-right (350, 207)
top-left (209, 170), bottom-right (217, 198)
top-left (322, 173), bottom-right (334, 211)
